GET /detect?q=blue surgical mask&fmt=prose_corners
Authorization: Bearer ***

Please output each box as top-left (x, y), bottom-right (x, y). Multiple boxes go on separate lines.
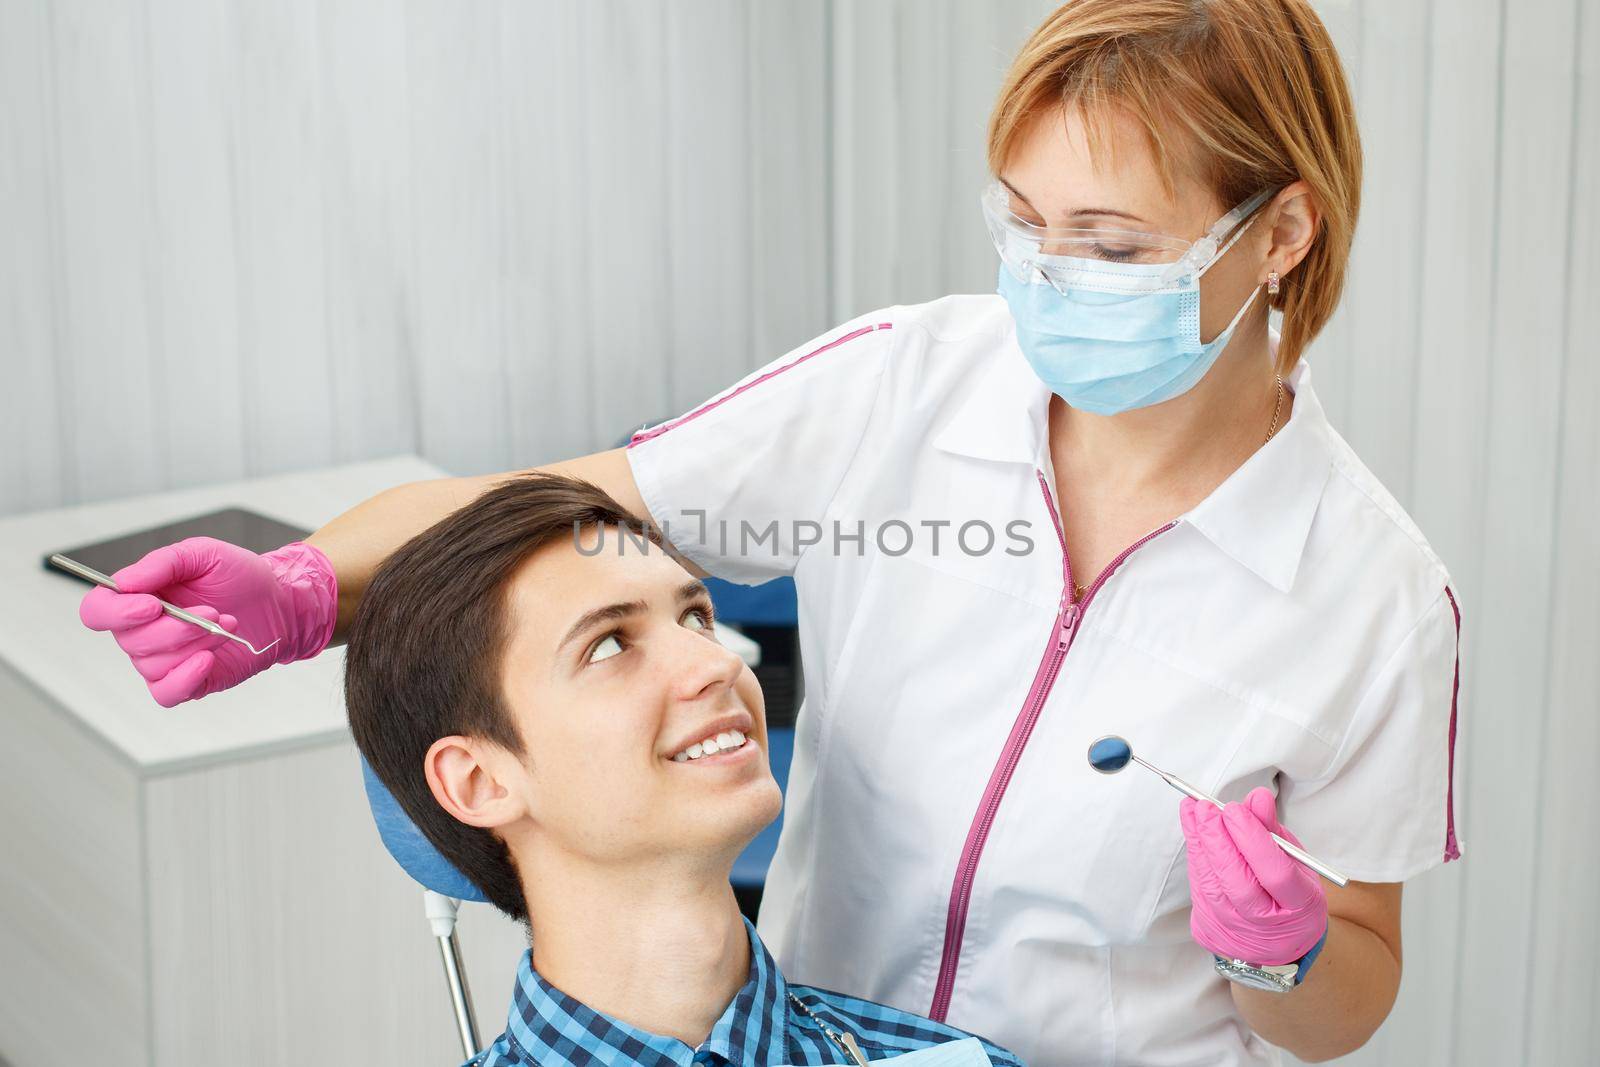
top-left (988, 188), bottom-right (1272, 416)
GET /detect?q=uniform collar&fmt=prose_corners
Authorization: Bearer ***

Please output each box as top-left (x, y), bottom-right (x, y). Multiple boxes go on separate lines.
top-left (933, 329), bottom-right (1332, 594)
top-left (1181, 358), bottom-right (1333, 593)
top-left (931, 326), bottom-right (1051, 465)
top-left (504, 916), bottom-right (790, 1067)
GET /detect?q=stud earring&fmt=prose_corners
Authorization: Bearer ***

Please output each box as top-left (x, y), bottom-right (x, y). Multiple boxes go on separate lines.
top-left (1266, 271), bottom-right (1281, 296)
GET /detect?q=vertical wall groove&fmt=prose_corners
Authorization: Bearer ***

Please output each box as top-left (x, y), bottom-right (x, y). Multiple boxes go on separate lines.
top-left (1402, 0), bottom-right (1437, 509)
top-left (43, 0), bottom-right (79, 509)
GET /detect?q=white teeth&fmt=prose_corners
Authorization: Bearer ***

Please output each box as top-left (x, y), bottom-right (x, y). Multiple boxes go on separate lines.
top-left (669, 728), bottom-right (750, 763)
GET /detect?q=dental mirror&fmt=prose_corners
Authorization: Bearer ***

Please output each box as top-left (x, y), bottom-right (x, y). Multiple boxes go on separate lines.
top-left (1087, 735), bottom-right (1133, 773)
top-left (1083, 733), bottom-right (1349, 887)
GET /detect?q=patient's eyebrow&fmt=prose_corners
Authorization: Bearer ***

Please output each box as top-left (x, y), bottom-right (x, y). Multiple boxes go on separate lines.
top-left (557, 581), bottom-right (713, 652)
top-left (558, 600), bottom-right (647, 652)
top-left (675, 579), bottom-right (710, 604)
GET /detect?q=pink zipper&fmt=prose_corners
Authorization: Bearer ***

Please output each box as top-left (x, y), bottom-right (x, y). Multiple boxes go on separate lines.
top-left (928, 470), bottom-right (1176, 1021)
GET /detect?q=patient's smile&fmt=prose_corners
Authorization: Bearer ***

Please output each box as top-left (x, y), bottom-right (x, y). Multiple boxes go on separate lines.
top-left (670, 729), bottom-right (751, 763)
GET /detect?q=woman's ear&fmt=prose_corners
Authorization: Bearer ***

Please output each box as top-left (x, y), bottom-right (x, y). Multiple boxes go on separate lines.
top-left (1263, 179), bottom-right (1321, 281)
top-left (424, 735), bottom-right (527, 830)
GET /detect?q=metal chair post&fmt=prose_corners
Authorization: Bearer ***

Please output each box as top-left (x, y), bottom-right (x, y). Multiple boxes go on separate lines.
top-left (424, 890), bottom-right (482, 1060)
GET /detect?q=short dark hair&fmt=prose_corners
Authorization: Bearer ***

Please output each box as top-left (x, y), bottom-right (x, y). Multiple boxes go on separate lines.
top-left (345, 473), bottom-right (659, 921)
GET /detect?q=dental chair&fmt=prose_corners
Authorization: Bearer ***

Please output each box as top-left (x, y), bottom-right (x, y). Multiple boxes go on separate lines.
top-left (362, 758), bottom-right (490, 1061)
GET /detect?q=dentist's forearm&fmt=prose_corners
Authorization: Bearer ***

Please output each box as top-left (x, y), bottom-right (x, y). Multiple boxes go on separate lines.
top-left (308, 449), bottom-right (649, 642)
top-left (308, 473), bottom-right (502, 641)
top-left (1229, 914), bottom-right (1400, 1062)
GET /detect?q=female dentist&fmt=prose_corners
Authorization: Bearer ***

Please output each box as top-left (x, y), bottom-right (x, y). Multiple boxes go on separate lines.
top-left (79, 1), bottom-right (1463, 1063)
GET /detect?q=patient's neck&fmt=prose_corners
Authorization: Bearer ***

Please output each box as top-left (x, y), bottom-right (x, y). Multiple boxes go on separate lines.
top-left (519, 850), bottom-right (749, 1047)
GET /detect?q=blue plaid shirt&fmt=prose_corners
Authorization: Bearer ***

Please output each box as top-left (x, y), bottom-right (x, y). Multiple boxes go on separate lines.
top-left (465, 919), bottom-right (1022, 1066)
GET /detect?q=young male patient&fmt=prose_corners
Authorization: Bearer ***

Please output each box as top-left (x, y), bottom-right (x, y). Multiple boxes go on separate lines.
top-left (344, 474), bottom-right (1021, 1067)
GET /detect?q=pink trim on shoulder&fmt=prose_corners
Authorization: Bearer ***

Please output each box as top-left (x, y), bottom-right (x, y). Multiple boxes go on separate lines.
top-left (627, 322), bottom-right (893, 447)
top-left (1444, 586), bottom-right (1462, 862)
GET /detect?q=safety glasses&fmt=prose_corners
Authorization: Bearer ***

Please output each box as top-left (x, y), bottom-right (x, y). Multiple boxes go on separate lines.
top-left (980, 180), bottom-right (1278, 293)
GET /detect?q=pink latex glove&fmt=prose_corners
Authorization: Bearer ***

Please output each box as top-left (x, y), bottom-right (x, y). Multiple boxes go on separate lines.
top-left (78, 538), bottom-right (337, 707)
top-left (1180, 786), bottom-right (1328, 965)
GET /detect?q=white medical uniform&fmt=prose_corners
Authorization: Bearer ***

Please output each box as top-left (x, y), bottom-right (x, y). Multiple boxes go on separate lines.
top-left (626, 295), bottom-right (1463, 1067)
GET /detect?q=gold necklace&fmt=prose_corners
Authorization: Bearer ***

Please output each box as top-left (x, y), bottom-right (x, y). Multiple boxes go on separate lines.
top-left (1264, 374), bottom-right (1286, 443)
top-left (1067, 373), bottom-right (1285, 604)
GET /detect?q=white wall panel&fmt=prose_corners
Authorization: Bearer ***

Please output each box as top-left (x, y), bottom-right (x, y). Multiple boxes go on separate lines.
top-left (403, 0), bottom-right (513, 477)
top-left (4, 0), bottom-right (831, 510)
top-left (0, 0), bottom-right (68, 514)
top-left (662, 0), bottom-right (754, 417)
top-left (747, 2), bottom-right (831, 366)
top-left (827, 0), bottom-right (896, 321)
top-left (1340, 0), bottom-right (1430, 503)
top-left (1452, 1), bottom-right (1581, 1063)
top-left (1524, 3), bottom-right (1600, 1051)
top-left (317, 0), bottom-right (420, 466)
top-left (498, 0), bottom-right (596, 467)
top-left (144, 0), bottom-right (248, 490)
top-left (1407, 0), bottom-right (1501, 646)
top-left (48, 0), bottom-right (167, 503)
top-left (231, 0), bottom-right (338, 477)
top-left (575, 0), bottom-right (674, 444)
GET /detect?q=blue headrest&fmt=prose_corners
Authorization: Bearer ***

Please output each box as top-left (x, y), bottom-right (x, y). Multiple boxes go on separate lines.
top-left (361, 756), bottom-right (489, 903)
top-left (702, 576), bottom-right (798, 628)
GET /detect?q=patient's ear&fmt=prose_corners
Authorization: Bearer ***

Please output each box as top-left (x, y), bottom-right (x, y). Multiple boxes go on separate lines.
top-left (424, 736), bottom-right (526, 829)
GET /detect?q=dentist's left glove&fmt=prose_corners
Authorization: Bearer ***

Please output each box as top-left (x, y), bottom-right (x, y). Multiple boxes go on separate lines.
top-left (1180, 786), bottom-right (1328, 966)
top-left (78, 538), bottom-right (337, 707)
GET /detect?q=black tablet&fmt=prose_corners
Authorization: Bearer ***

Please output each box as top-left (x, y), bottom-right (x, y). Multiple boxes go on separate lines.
top-left (43, 507), bottom-right (311, 584)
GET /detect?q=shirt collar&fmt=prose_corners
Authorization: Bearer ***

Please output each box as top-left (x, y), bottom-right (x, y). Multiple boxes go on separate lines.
top-left (504, 917), bottom-right (790, 1067)
top-left (933, 328), bottom-right (1333, 594)
top-left (1181, 357), bottom-right (1333, 593)
top-left (701, 918), bottom-right (791, 1067)
top-left (931, 324), bottom-right (1051, 465)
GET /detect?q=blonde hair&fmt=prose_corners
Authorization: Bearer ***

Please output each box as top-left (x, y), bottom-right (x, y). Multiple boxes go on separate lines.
top-left (988, 0), bottom-right (1361, 372)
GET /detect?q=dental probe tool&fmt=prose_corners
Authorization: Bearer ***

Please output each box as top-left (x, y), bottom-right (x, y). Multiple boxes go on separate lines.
top-left (1087, 734), bottom-right (1349, 888)
top-left (49, 553), bottom-right (282, 657)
